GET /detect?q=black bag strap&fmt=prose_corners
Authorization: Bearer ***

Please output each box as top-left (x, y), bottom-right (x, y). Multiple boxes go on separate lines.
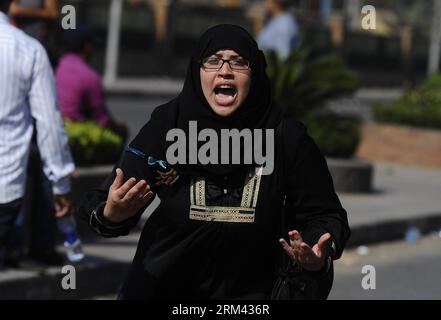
top-left (276, 119), bottom-right (286, 235)
top-left (275, 119), bottom-right (295, 271)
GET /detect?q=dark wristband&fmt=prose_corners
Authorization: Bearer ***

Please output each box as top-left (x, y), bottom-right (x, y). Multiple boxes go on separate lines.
top-left (90, 201), bottom-right (128, 231)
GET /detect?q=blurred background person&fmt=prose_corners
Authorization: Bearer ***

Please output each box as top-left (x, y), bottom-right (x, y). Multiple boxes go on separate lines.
top-left (7, 0), bottom-right (66, 267)
top-left (9, 0), bottom-right (61, 65)
top-left (127, 0), bottom-right (169, 47)
top-left (127, 0), bottom-right (178, 59)
top-left (257, 0), bottom-right (300, 60)
top-left (56, 26), bottom-right (129, 144)
top-left (0, 0), bottom-right (75, 270)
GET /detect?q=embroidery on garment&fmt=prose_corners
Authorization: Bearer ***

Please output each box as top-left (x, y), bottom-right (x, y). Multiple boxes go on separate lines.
top-left (189, 167), bottom-right (263, 223)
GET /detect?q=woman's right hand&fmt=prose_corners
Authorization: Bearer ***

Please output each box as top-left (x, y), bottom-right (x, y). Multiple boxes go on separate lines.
top-left (103, 168), bottom-right (154, 223)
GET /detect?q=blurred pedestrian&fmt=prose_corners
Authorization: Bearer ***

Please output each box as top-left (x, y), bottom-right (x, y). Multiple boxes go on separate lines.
top-left (9, 0), bottom-right (59, 40)
top-left (7, 0), bottom-right (66, 267)
top-left (257, 0), bottom-right (300, 60)
top-left (128, 0), bottom-right (168, 46)
top-left (9, 0), bottom-right (61, 65)
top-left (0, 0), bottom-right (75, 270)
top-left (56, 26), bottom-right (128, 143)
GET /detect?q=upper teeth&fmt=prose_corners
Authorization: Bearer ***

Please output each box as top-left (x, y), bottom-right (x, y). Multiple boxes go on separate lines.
top-left (219, 85), bottom-right (233, 89)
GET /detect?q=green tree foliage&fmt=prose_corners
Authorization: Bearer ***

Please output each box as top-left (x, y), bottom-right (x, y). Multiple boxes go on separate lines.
top-left (374, 74), bottom-right (441, 129)
top-left (266, 49), bottom-right (359, 118)
top-left (266, 49), bottom-right (361, 157)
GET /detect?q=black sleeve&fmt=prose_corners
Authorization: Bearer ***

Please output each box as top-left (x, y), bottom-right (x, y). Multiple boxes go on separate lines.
top-left (283, 119), bottom-right (351, 260)
top-left (79, 125), bottom-right (157, 238)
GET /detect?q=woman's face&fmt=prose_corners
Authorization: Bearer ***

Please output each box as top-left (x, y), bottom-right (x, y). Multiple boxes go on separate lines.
top-left (200, 49), bottom-right (252, 117)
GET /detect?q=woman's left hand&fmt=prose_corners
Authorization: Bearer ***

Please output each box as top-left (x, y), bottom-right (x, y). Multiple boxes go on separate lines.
top-left (279, 230), bottom-right (331, 271)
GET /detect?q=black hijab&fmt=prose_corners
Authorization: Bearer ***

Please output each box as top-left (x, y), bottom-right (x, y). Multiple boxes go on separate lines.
top-left (131, 24), bottom-right (283, 177)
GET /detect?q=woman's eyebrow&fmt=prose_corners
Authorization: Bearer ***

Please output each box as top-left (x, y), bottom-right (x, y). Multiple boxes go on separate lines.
top-left (213, 53), bottom-right (242, 59)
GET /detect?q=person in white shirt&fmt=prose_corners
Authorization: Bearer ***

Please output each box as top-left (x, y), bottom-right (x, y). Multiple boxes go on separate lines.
top-left (0, 0), bottom-right (75, 270)
top-left (257, 0), bottom-right (300, 61)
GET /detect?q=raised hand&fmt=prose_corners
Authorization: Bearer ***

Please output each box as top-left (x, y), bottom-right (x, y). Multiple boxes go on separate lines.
top-left (279, 230), bottom-right (331, 271)
top-left (54, 193), bottom-right (75, 218)
top-left (103, 168), bottom-right (154, 223)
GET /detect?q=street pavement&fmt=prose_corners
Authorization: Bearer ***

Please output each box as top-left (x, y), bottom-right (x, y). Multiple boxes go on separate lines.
top-left (330, 233), bottom-right (441, 300)
top-left (340, 162), bottom-right (441, 247)
top-left (107, 95), bottom-right (166, 142)
top-left (340, 162), bottom-right (441, 228)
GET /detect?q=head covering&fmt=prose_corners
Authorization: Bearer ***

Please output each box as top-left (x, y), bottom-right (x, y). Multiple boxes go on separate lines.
top-left (178, 24), bottom-right (281, 134)
top-left (130, 24), bottom-right (283, 178)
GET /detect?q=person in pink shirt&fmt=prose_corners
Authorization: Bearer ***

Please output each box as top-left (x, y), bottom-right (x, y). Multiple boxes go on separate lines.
top-left (56, 26), bottom-right (128, 141)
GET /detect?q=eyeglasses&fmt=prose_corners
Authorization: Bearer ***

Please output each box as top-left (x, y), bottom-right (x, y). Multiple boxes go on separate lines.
top-left (201, 57), bottom-right (250, 71)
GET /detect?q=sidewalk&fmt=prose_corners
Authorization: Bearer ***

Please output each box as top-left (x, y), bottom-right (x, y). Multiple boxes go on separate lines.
top-left (341, 161), bottom-right (441, 246)
top-left (0, 232), bottom-right (139, 300)
top-left (1, 160), bottom-right (440, 299)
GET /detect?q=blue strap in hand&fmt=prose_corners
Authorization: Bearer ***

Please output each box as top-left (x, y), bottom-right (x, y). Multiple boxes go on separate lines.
top-left (126, 146), bottom-right (169, 170)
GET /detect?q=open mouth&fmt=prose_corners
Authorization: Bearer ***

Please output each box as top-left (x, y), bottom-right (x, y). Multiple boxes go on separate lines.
top-left (214, 84), bottom-right (237, 106)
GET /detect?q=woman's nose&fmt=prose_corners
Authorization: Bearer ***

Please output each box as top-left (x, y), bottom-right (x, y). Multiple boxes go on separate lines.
top-left (218, 61), bottom-right (234, 77)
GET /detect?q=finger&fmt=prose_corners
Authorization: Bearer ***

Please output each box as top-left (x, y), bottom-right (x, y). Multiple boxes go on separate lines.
top-left (288, 231), bottom-right (303, 252)
top-left (54, 196), bottom-right (68, 217)
top-left (291, 247), bottom-right (303, 263)
top-left (111, 168), bottom-right (124, 190)
top-left (317, 233), bottom-right (331, 250)
top-left (116, 177), bottom-right (137, 198)
top-left (290, 241), bottom-right (302, 257)
top-left (141, 191), bottom-right (154, 202)
top-left (61, 198), bottom-right (74, 213)
top-left (279, 239), bottom-right (294, 258)
top-left (54, 200), bottom-right (62, 213)
top-left (170, 175), bottom-right (180, 184)
top-left (316, 233), bottom-right (331, 256)
top-left (164, 176), bottom-right (174, 185)
top-left (55, 205), bottom-right (69, 218)
top-left (123, 180), bottom-right (148, 201)
top-left (289, 230), bottom-right (303, 244)
top-left (136, 186), bottom-right (151, 203)
top-left (136, 184), bottom-right (152, 201)
top-left (132, 191), bottom-right (154, 212)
